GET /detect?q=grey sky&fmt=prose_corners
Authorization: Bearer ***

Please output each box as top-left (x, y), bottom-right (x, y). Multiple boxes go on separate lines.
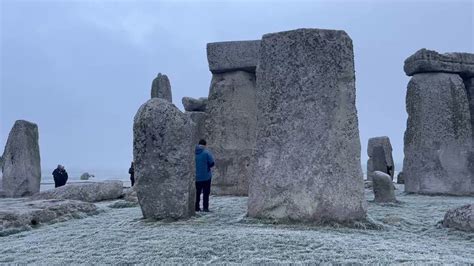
top-left (1, 0), bottom-right (473, 172)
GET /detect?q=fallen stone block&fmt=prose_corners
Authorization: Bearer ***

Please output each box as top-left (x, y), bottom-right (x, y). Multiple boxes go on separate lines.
top-left (32, 181), bottom-right (124, 202)
top-left (0, 198), bottom-right (98, 236)
top-left (442, 204), bottom-right (473, 232)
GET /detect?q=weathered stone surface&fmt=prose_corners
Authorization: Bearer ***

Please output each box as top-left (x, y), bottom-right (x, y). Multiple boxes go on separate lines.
top-left (397, 171), bottom-right (405, 184)
top-left (133, 98), bottom-right (195, 220)
top-left (151, 73), bottom-right (172, 101)
top-left (32, 181), bottom-right (124, 202)
top-left (108, 187), bottom-right (138, 208)
top-left (205, 71), bottom-right (257, 196)
top-left (404, 73), bottom-right (474, 195)
top-left (2, 120), bottom-right (41, 197)
top-left (207, 40), bottom-right (260, 74)
top-left (372, 171), bottom-right (397, 203)
top-left (186, 111), bottom-right (208, 145)
top-left (123, 187), bottom-right (138, 203)
top-left (367, 136), bottom-right (394, 181)
top-left (182, 97), bottom-right (208, 112)
top-left (248, 28), bottom-right (366, 222)
top-left (442, 204), bottom-right (474, 232)
top-left (465, 77), bottom-right (474, 136)
top-left (404, 49), bottom-right (474, 77)
top-left (0, 198), bottom-right (98, 236)
top-left (80, 172), bottom-right (94, 180)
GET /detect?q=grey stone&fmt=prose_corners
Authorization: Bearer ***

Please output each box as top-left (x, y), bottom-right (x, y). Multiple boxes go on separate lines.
top-left (442, 204), bottom-right (474, 232)
top-left (0, 198), bottom-right (98, 236)
top-left (404, 73), bottom-right (474, 195)
top-left (364, 180), bottom-right (373, 189)
top-left (2, 120), bottom-right (41, 198)
top-left (372, 171), bottom-right (397, 203)
top-left (396, 171), bottom-right (405, 184)
top-left (80, 172), bottom-right (94, 180)
top-left (465, 77), bottom-right (474, 137)
top-left (248, 28), bottom-right (367, 223)
top-left (207, 40), bottom-right (260, 74)
top-left (182, 97), bottom-right (208, 112)
top-left (123, 187), bottom-right (138, 203)
top-left (367, 136), bottom-right (394, 181)
top-left (186, 111), bottom-right (208, 145)
top-left (133, 98), bottom-right (195, 220)
top-left (32, 181), bottom-right (124, 202)
top-left (205, 71), bottom-right (257, 196)
top-left (404, 49), bottom-right (474, 77)
top-left (151, 73), bottom-right (172, 101)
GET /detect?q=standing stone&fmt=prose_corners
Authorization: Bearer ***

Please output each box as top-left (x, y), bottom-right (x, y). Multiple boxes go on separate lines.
top-left (133, 98), bottom-right (195, 220)
top-left (403, 73), bottom-right (474, 195)
top-left (151, 73), bottom-right (172, 102)
top-left (397, 171), bottom-right (405, 184)
top-left (248, 28), bottom-right (366, 222)
top-left (367, 136), bottom-right (394, 181)
top-left (186, 111), bottom-right (208, 145)
top-left (372, 171), bottom-right (397, 203)
top-left (465, 77), bottom-right (474, 137)
top-left (2, 120), bottom-right (41, 197)
top-left (205, 71), bottom-right (257, 196)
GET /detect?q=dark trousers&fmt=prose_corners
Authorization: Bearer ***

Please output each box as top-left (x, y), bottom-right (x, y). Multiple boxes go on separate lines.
top-left (195, 180), bottom-right (211, 210)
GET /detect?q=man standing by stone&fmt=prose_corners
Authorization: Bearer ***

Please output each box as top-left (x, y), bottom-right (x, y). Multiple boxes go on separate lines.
top-left (128, 161), bottom-right (135, 187)
top-left (195, 139), bottom-right (215, 212)
top-left (52, 165), bottom-right (68, 188)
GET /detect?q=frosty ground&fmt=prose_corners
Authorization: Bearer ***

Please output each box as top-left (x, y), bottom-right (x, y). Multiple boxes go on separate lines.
top-left (0, 185), bottom-right (473, 264)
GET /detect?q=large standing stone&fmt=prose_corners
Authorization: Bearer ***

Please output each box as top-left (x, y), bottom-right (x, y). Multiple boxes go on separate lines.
top-left (2, 120), bottom-right (41, 197)
top-left (372, 171), bottom-right (397, 203)
top-left (151, 73), bottom-right (172, 102)
top-left (205, 71), bottom-right (257, 196)
top-left (397, 171), bottom-right (405, 184)
top-left (207, 40), bottom-right (260, 74)
top-left (248, 28), bottom-right (366, 222)
top-left (186, 111), bottom-right (208, 145)
top-left (133, 98), bottom-right (195, 220)
top-left (403, 73), bottom-right (474, 195)
top-left (404, 49), bottom-right (474, 77)
top-left (367, 136), bottom-right (394, 181)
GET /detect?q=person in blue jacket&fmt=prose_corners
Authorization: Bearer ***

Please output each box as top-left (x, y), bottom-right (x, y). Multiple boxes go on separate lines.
top-left (195, 139), bottom-right (215, 212)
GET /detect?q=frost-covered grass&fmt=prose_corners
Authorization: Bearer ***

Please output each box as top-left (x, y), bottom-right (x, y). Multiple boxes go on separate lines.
top-left (0, 185), bottom-right (473, 264)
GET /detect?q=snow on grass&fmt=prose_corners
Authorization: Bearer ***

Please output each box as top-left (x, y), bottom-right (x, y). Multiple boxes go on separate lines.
top-left (0, 185), bottom-right (473, 264)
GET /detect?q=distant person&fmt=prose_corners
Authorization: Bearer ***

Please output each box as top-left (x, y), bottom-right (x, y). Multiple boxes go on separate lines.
top-left (386, 165), bottom-right (394, 177)
top-left (52, 164), bottom-right (68, 188)
top-left (129, 161), bottom-right (135, 187)
top-left (195, 139), bottom-right (215, 212)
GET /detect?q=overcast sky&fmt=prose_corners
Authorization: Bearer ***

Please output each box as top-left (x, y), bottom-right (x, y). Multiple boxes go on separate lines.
top-left (1, 0), bottom-right (473, 173)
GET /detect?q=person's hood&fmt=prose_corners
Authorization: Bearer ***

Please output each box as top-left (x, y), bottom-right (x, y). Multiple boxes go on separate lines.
top-left (195, 145), bottom-right (205, 155)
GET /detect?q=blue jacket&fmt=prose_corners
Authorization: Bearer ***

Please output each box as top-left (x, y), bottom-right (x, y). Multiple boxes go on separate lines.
top-left (195, 145), bottom-right (215, 182)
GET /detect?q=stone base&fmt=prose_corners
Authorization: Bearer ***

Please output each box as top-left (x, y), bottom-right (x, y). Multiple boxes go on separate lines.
top-left (0, 198), bottom-right (98, 236)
